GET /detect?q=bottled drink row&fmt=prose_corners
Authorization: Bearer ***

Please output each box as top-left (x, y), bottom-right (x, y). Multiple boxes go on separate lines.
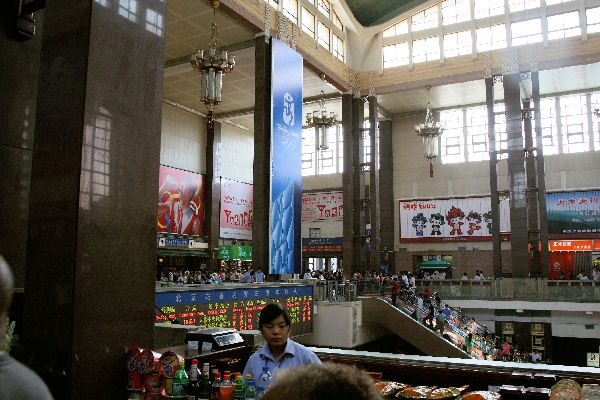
top-left (168, 359), bottom-right (273, 400)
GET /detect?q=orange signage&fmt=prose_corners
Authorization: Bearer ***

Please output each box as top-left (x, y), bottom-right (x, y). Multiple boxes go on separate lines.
top-left (595, 241), bottom-right (600, 251)
top-left (549, 240), bottom-right (593, 251)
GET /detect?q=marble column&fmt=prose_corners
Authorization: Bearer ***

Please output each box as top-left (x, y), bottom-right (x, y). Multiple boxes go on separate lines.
top-left (378, 120), bottom-right (394, 272)
top-left (352, 96), bottom-right (366, 273)
top-left (23, 0), bottom-right (167, 398)
top-left (485, 77), bottom-right (503, 277)
top-left (523, 96), bottom-right (541, 277)
top-left (368, 96), bottom-right (380, 271)
top-left (252, 35), bottom-right (271, 273)
top-left (205, 119), bottom-right (222, 269)
top-left (342, 93), bottom-right (354, 279)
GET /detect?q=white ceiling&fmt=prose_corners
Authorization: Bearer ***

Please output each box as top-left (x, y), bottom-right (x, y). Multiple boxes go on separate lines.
top-left (162, 1), bottom-right (600, 132)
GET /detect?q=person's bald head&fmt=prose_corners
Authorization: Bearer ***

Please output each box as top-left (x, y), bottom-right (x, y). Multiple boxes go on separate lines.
top-left (0, 255), bottom-right (14, 337)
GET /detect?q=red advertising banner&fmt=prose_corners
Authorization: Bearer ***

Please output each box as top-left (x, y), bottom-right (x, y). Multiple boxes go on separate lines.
top-left (220, 178), bottom-right (253, 240)
top-left (302, 192), bottom-right (343, 221)
top-left (157, 166), bottom-right (204, 235)
top-left (549, 240), bottom-right (594, 251)
top-left (549, 252), bottom-right (575, 280)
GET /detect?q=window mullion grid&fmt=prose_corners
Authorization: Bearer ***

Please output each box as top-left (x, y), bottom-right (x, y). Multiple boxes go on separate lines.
top-left (580, 0), bottom-right (588, 41)
top-left (541, 0), bottom-right (548, 47)
top-left (439, 2), bottom-right (445, 64)
top-left (586, 92), bottom-right (595, 151)
top-left (463, 108), bottom-right (469, 161)
top-left (505, 0), bottom-right (512, 46)
top-left (408, 19), bottom-right (414, 70)
top-left (471, 0), bottom-right (478, 58)
top-left (555, 96), bottom-right (564, 153)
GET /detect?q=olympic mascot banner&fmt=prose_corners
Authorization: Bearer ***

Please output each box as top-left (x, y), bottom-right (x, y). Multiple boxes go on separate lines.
top-left (220, 178), bottom-right (253, 240)
top-left (269, 38), bottom-right (303, 274)
top-left (157, 165), bottom-right (204, 235)
top-left (399, 196), bottom-right (510, 242)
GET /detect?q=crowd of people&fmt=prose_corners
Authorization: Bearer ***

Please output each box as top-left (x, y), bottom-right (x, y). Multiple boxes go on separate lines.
top-left (158, 266), bottom-right (266, 284)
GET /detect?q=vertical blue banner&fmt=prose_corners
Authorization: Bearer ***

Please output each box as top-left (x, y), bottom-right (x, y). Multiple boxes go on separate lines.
top-left (270, 38), bottom-right (303, 274)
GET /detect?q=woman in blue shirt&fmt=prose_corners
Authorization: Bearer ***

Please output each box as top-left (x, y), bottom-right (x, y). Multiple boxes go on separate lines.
top-left (243, 303), bottom-right (321, 382)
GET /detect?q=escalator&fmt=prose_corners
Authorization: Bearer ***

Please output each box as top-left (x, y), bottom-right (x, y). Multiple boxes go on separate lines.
top-left (360, 296), bottom-right (470, 359)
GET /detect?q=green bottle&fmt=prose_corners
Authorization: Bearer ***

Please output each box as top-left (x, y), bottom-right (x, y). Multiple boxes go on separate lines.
top-left (172, 360), bottom-right (189, 398)
top-left (232, 375), bottom-right (245, 400)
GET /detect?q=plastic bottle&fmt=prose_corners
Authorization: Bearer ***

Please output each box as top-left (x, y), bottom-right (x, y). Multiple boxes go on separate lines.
top-left (233, 375), bottom-right (245, 400)
top-left (198, 368), bottom-right (212, 400)
top-left (172, 360), bottom-right (189, 399)
top-left (257, 366), bottom-right (272, 390)
top-left (220, 373), bottom-right (234, 400)
top-left (187, 359), bottom-right (200, 400)
top-left (211, 371), bottom-right (222, 400)
top-left (244, 379), bottom-right (257, 400)
top-left (256, 386), bottom-right (266, 399)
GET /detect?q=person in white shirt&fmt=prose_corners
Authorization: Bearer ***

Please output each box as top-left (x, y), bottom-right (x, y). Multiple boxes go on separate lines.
top-left (593, 267), bottom-right (600, 281)
top-left (401, 273), bottom-right (409, 287)
top-left (460, 272), bottom-right (468, 280)
top-left (303, 271), bottom-right (312, 279)
top-left (409, 274), bottom-right (416, 288)
top-left (416, 294), bottom-right (424, 324)
top-left (439, 271), bottom-right (446, 280)
top-left (530, 349), bottom-right (541, 363)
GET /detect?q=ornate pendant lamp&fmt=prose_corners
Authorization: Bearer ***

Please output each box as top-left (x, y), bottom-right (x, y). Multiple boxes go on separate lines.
top-left (190, 0), bottom-right (236, 119)
top-left (306, 73), bottom-right (338, 151)
top-left (415, 85), bottom-right (444, 177)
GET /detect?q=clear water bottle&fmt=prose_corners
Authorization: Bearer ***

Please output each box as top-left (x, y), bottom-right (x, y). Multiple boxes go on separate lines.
top-left (256, 386), bottom-right (266, 399)
top-left (257, 366), bottom-right (272, 390)
top-left (244, 379), bottom-right (257, 400)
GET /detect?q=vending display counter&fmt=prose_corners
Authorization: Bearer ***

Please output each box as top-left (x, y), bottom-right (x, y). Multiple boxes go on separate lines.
top-left (312, 347), bottom-right (600, 393)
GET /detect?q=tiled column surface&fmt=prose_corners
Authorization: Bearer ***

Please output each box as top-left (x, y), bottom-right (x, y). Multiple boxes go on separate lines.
top-left (0, 2), bottom-right (43, 288)
top-left (532, 72), bottom-right (550, 278)
top-left (352, 97), bottom-right (366, 273)
top-left (205, 119), bottom-right (222, 269)
top-left (378, 120), bottom-right (394, 271)
top-left (523, 98), bottom-right (541, 276)
top-left (504, 73), bottom-right (530, 278)
top-left (342, 93), bottom-right (354, 279)
top-left (252, 35), bottom-right (271, 273)
top-left (485, 77), bottom-right (502, 277)
top-left (368, 96), bottom-right (380, 271)
top-left (23, 0), bottom-right (166, 398)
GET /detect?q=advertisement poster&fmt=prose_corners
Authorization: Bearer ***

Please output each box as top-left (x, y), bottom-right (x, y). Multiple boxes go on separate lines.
top-left (270, 38), bottom-right (303, 274)
top-left (302, 192), bottom-right (343, 221)
top-left (399, 196), bottom-right (510, 242)
top-left (549, 251), bottom-right (575, 280)
top-left (157, 165), bottom-right (203, 235)
top-left (547, 191), bottom-right (600, 235)
top-left (220, 178), bottom-right (253, 240)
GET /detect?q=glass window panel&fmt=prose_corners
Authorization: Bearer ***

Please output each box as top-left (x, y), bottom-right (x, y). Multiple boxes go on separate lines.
top-left (545, 0), bottom-right (574, 5)
top-left (444, 30), bottom-right (472, 58)
top-left (413, 36), bottom-right (440, 63)
top-left (318, 21), bottom-right (330, 49)
top-left (440, 109), bottom-right (465, 163)
top-left (383, 19), bottom-right (408, 37)
top-left (539, 97), bottom-right (559, 155)
top-left (282, 0), bottom-right (298, 23)
top-left (302, 8), bottom-right (315, 37)
top-left (587, 7), bottom-right (600, 34)
top-left (466, 106), bottom-right (490, 161)
top-left (412, 6), bottom-right (439, 32)
top-left (547, 11), bottom-right (581, 40)
top-left (560, 94), bottom-right (589, 153)
top-left (474, 0), bottom-right (504, 19)
top-left (333, 11), bottom-right (343, 30)
top-left (383, 43), bottom-right (410, 68)
top-left (591, 92), bottom-right (600, 150)
top-left (494, 103), bottom-right (508, 160)
top-left (302, 128), bottom-right (316, 176)
top-left (511, 18), bottom-right (543, 46)
top-left (332, 34), bottom-right (344, 61)
top-left (508, 0), bottom-right (540, 12)
top-left (477, 24), bottom-right (507, 51)
top-left (317, 0), bottom-right (330, 17)
top-left (442, 0), bottom-right (471, 25)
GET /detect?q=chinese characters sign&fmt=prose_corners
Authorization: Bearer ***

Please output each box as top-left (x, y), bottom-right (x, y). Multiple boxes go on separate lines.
top-left (301, 237), bottom-right (343, 253)
top-left (155, 285), bottom-right (313, 335)
top-left (547, 191), bottom-right (600, 235)
top-left (220, 178), bottom-right (253, 240)
top-left (302, 192), bottom-right (343, 221)
top-left (399, 196), bottom-right (510, 242)
top-left (549, 240), bottom-right (593, 251)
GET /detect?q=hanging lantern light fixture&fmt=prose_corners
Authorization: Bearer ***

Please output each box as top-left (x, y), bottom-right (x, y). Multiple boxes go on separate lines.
top-left (306, 73), bottom-right (338, 151)
top-left (190, 0), bottom-right (236, 114)
top-left (415, 85), bottom-right (444, 177)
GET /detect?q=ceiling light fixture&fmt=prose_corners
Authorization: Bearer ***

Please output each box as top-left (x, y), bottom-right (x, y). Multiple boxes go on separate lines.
top-left (415, 85), bottom-right (444, 178)
top-left (306, 73), bottom-right (339, 151)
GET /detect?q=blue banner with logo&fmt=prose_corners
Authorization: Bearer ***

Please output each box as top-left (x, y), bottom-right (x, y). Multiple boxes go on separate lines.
top-left (270, 38), bottom-right (303, 274)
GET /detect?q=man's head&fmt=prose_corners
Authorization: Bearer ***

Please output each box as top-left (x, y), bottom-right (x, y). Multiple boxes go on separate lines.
top-left (261, 362), bottom-right (382, 400)
top-left (0, 256), bottom-right (14, 338)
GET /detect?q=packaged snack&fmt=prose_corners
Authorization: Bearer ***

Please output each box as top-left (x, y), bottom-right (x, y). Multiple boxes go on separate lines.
top-left (428, 386), bottom-right (469, 399)
top-left (397, 386), bottom-right (434, 399)
top-left (159, 351), bottom-right (184, 377)
top-left (377, 381), bottom-right (408, 397)
top-left (459, 391), bottom-right (501, 400)
top-left (550, 379), bottom-right (582, 400)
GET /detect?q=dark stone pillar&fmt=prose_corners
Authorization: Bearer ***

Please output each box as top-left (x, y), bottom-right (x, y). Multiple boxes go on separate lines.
top-left (342, 93), bottom-right (354, 280)
top-left (205, 119), bottom-right (222, 269)
top-left (486, 77), bottom-right (502, 277)
top-left (368, 96), bottom-right (380, 271)
top-left (352, 97), bottom-right (366, 273)
top-left (378, 120), bottom-right (394, 272)
top-left (532, 71), bottom-right (550, 278)
top-left (523, 97), bottom-right (541, 277)
top-left (252, 35), bottom-right (271, 273)
top-left (0, 1), bottom-right (43, 288)
top-left (504, 73), bottom-right (529, 278)
top-left (23, 0), bottom-right (166, 397)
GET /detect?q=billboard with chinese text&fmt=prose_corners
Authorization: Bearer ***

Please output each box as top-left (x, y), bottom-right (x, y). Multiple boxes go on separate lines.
top-left (302, 192), bottom-right (343, 221)
top-left (220, 178), bottom-right (253, 240)
top-left (547, 190), bottom-right (600, 235)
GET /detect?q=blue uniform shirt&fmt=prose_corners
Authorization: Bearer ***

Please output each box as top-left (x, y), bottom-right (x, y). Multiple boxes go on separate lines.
top-left (242, 339), bottom-right (321, 382)
top-left (255, 272), bottom-right (265, 283)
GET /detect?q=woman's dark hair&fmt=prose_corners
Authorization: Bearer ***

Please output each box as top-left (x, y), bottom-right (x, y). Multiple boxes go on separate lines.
top-left (259, 303), bottom-right (291, 329)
